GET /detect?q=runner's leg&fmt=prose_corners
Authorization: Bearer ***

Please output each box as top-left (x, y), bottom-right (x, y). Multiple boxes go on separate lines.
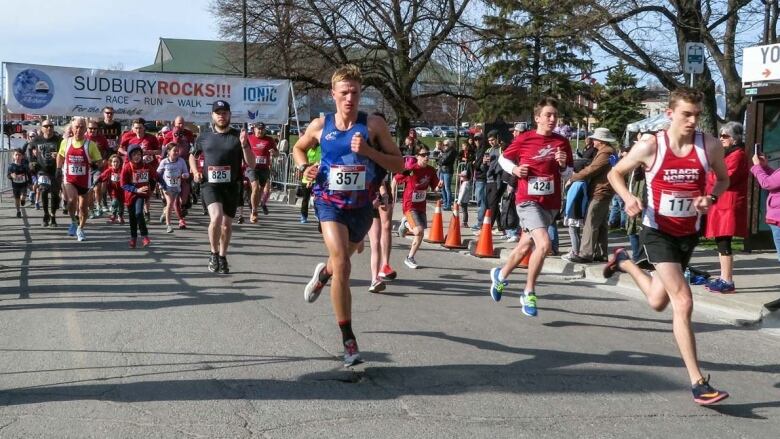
top-left (207, 202), bottom-right (224, 254)
top-left (321, 221), bottom-right (360, 323)
top-left (523, 227), bottom-right (551, 292)
top-left (220, 212), bottom-right (233, 257)
top-left (368, 217), bottom-right (381, 281)
top-left (379, 203), bottom-right (393, 269)
top-left (616, 258), bottom-right (670, 311)
top-left (499, 231), bottom-right (533, 280)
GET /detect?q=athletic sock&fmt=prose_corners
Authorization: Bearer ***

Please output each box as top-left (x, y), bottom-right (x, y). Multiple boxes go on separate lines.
top-left (338, 320), bottom-right (355, 344)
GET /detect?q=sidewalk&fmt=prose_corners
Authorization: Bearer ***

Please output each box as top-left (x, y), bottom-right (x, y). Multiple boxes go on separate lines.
top-left (407, 201), bottom-right (779, 326)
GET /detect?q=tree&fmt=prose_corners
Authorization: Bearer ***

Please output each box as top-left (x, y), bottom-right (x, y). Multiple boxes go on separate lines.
top-left (596, 63), bottom-right (645, 139)
top-left (211, 0), bottom-right (474, 143)
top-left (580, 0), bottom-right (763, 133)
top-left (474, 0), bottom-right (594, 122)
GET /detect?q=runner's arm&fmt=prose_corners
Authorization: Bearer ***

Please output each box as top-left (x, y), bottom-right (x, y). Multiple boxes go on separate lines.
top-left (292, 117), bottom-right (323, 168)
top-left (607, 135), bottom-right (655, 203)
top-left (240, 130), bottom-right (255, 166)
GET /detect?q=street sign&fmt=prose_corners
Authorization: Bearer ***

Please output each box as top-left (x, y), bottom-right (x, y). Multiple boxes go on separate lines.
top-left (684, 42), bottom-right (705, 74)
top-left (742, 43), bottom-right (780, 83)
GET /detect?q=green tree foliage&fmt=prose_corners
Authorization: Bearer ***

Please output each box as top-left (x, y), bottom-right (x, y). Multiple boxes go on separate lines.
top-left (475, 0), bottom-right (593, 122)
top-left (595, 63), bottom-right (645, 139)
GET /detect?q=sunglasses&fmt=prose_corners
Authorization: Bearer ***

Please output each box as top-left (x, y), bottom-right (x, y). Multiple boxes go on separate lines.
top-left (418, 152), bottom-right (430, 157)
top-left (104, 112), bottom-right (114, 115)
top-left (719, 133), bottom-right (731, 139)
top-left (174, 132), bottom-right (184, 138)
top-left (42, 125), bottom-right (53, 128)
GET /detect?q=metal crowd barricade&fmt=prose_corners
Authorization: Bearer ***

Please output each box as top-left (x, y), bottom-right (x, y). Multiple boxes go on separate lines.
top-left (269, 152), bottom-right (300, 193)
top-left (0, 150), bottom-right (11, 200)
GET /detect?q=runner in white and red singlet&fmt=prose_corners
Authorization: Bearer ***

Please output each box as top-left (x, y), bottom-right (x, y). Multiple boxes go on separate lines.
top-left (489, 97), bottom-right (573, 318)
top-left (603, 87), bottom-right (731, 406)
top-left (247, 122), bottom-right (278, 223)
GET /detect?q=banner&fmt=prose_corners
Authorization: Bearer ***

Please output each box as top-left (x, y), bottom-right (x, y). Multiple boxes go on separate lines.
top-left (3, 62), bottom-right (290, 124)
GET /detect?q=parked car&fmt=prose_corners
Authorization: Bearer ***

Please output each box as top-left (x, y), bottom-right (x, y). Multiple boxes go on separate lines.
top-left (266, 124), bottom-right (281, 135)
top-left (458, 127), bottom-right (469, 137)
top-left (414, 127), bottom-right (434, 137)
top-left (569, 129), bottom-right (589, 139)
top-left (431, 125), bottom-right (446, 137)
top-left (439, 126), bottom-right (457, 137)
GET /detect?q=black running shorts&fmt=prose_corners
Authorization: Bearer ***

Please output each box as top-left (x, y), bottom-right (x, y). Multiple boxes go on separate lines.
top-left (641, 227), bottom-right (698, 268)
top-left (251, 167), bottom-right (271, 185)
top-left (201, 182), bottom-right (240, 218)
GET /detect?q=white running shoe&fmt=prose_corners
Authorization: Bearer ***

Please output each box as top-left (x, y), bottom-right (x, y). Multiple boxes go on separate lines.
top-left (404, 256), bottom-right (419, 269)
top-left (304, 262), bottom-right (329, 303)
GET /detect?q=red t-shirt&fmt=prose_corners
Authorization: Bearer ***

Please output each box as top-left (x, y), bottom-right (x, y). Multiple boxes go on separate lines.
top-left (394, 164), bottom-right (439, 213)
top-left (162, 128), bottom-right (195, 145)
top-left (248, 134), bottom-right (277, 169)
top-left (120, 132), bottom-right (160, 168)
top-left (86, 133), bottom-right (110, 161)
top-left (501, 131), bottom-right (573, 210)
top-left (120, 160), bottom-right (157, 206)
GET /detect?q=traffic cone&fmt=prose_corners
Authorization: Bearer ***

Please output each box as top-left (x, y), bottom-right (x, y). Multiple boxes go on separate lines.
top-left (443, 202), bottom-right (467, 249)
top-left (425, 200), bottom-right (445, 243)
top-left (472, 209), bottom-right (497, 258)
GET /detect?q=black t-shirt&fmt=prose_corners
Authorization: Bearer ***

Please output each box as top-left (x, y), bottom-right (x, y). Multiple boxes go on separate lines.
top-left (192, 128), bottom-right (243, 184)
top-left (7, 162), bottom-right (30, 185)
top-left (27, 134), bottom-right (63, 172)
top-left (97, 121), bottom-right (122, 140)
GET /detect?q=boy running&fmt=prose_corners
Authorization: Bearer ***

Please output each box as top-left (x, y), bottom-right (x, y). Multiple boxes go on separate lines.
top-left (7, 149), bottom-right (31, 218)
top-left (292, 65), bottom-right (403, 367)
top-left (121, 145), bottom-right (158, 248)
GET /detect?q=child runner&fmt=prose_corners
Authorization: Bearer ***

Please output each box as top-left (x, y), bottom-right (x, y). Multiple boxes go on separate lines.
top-left (97, 154), bottom-right (125, 224)
top-left (157, 143), bottom-right (190, 232)
top-left (7, 149), bottom-right (31, 218)
top-left (394, 146), bottom-right (442, 269)
top-left (121, 145), bottom-right (157, 248)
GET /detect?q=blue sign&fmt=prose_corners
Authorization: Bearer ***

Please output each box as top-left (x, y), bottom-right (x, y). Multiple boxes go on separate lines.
top-left (12, 69), bottom-right (54, 109)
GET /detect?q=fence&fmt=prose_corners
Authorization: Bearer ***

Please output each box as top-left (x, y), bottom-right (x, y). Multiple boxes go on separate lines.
top-left (0, 150), bottom-right (11, 200)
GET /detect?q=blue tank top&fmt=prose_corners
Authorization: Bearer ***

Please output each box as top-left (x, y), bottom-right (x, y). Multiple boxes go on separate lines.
top-left (314, 112), bottom-right (382, 209)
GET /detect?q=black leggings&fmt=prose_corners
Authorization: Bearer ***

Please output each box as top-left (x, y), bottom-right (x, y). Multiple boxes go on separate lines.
top-left (128, 197), bottom-right (148, 239)
top-left (39, 174), bottom-right (61, 217)
top-left (300, 185), bottom-right (312, 217)
top-left (715, 236), bottom-right (733, 256)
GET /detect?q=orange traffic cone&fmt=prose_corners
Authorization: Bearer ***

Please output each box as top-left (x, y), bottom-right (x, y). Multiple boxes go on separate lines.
top-left (443, 202), bottom-right (467, 249)
top-left (425, 200), bottom-right (445, 243)
top-left (472, 209), bottom-right (497, 258)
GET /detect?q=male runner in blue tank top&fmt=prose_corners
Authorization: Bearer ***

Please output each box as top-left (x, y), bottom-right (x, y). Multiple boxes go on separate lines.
top-left (292, 65), bottom-right (404, 367)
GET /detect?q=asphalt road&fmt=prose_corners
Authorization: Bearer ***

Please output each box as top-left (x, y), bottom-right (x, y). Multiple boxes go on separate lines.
top-left (0, 200), bottom-right (778, 438)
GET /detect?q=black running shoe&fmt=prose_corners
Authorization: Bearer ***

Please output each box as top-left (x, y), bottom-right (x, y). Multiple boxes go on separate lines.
top-left (208, 253), bottom-right (220, 272)
top-left (261, 204), bottom-right (269, 215)
top-left (218, 256), bottom-right (229, 274)
top-left (50, 217), bottom-right (58, 227)
top-left (692, 375), bottom-right (729, 405)
top-left (42, 213), bottom-right (51, 227)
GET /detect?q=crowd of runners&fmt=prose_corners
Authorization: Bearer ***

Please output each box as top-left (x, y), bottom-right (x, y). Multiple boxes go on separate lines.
top-left (7, 65), bottom-right (738, 406)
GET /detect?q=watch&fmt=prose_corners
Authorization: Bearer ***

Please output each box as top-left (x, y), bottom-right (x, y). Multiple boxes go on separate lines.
top-left (296, 163), bottom-right (309, 172)
top-left (709, 194), bottom-right (719, 203)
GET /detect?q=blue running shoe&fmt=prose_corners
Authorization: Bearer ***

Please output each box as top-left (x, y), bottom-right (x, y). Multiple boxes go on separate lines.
top-left (490, 267), bottom-right (507, 302)
top-left (68, 222), bottom-right (77, 237)
top-left (692, 375), bottom-right (729, 405)
top-left (520, 292), bottom-right (538, 317)
top-left (706, 278), bottom-right (735, 293)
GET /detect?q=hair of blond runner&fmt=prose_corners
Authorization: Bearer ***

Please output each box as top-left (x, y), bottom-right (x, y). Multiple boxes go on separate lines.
top-left (668, 87), bottom-right (704, 109)
top-left (331, 64), bottom-right (362, 89)
top-left (533, 97), bottom-right (559, 116)
top-left (70, 116), bottom-right (86, 128)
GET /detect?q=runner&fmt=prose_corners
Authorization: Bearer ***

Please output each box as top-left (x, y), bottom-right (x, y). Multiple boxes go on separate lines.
top-left (189, 100), bottom-right (255, 274)
top-left (489, 97), bottom-right (573, 317)
top-left (603, 87), bottom-right (730, 405)
top-left (119, 118), bottom-right (161, 221)
top-left (97, 106), bottom-right (122, 155)
top-left (162, 116), bottom-right (196, 145)
top-left (56, 117), bottom-right (104, 241)
top-left (394, 145), bottom-right (441, 269)
top-left (86, 120), bottom-right (110, 219)
top-left (7, 149), bottom-right (31, 218)
top-left (247, 122), bottom-right (278, 223)
top-left (97, 154), bottom-right (125, 224)
top-left (157, 143), bottom-right (190, 233)
top-left (121, 144), bottom-right (157, 247)
top-left (292, 65), bottom-right (403, 367)
top-left (170, 126), bottom-right (194, 222)
top-left (25, 120), bottom-right (62, 226)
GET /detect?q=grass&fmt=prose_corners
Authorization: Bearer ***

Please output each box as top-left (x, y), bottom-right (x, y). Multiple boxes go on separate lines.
top-left (699, 237), bottom-right (745, 252)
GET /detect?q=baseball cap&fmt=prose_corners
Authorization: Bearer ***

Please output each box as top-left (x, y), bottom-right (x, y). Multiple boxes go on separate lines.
top-left (127, 144), bottom-right (142, 157)
top-left (487, 129), bottom-right (499, 139)
top-left (512, 123), bottom-right (525, 132)
top-left (212, 100), bottom-right (231, 112)
top-left (254, 122), bottom-right (266, 129)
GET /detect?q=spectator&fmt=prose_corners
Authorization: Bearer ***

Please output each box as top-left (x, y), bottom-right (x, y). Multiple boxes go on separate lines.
top-left (438, 139), bottom-right (457, 210)
top-left (481, 130), bottom-right (503, 230)
top-left (457, 142), bottom-right (473, 227)
top-left (565, 128), bottom-right (617, 263)
top-left (704, 122), bottom-right (749, 293)
top-left (750, 147), bottom-right (780, 262)
top-left (470, 133), bottom-right (489, 231)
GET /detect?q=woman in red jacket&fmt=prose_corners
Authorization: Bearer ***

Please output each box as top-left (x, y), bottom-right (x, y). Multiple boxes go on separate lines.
top-left (705, 122), bottom-right (749, 293)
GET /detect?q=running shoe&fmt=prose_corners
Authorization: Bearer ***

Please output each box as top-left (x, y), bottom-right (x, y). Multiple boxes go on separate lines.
top-left (68, 222), bottom-right (77, 237)
top-left (50, 217), bottom-right (58, 227)
top-left (128, 238), bottom-right (137, 249)
top-left (404, 256), bottom-right (419, 269)
top-left (378, 264), bottom-right (397, 281)
top-left (470, 224), bottom-right (480, 232)
top-left (119, 216), bottom-right (125, 225)
top-left (42, 214), bottom-right (50, 227)
top-left (304, 262), bottom-right (330, 303)
top-left (343, 339), bottom-right (364, 367)
top-left (218, 256), bottom-right (229, 274)
top-left (35, 202), bottom-right (40, 210)
top-left (490, 267), bottom-right (507, 302)
top-left (396, 219), bottom-right (407, 237)
top-left (237, 215), bottom-right (245, 224)
top-left (166, 225), bottom-right (174, 233)
top-left (506, 235), bottom-right (519, 243)
top-left (16, 210), bottom-right (21, 218)
top-left (603, 247), bottom-right (630, 279)
top-left (159, 213), bottom-right (166, 224)
top-left (691, 375), bottom-right (729, 405)
top-left (178, 219), bottom-right (187, 229)
top-left (208, 253), bottom-right (220, 272)
top-left (261, 204), bottom-right (269, 215)
top-left (144, 211), bottom-right (151, 222)
top-left (520, 292), bottom-right (538, 317)
top-left (107, 214), bottom-right (116, 224)
top-left (142, 237), bottom-right (151, 247)
top-left (368, 279), bottom-right (386, 293)
top-left (299, 215), bottom-right (308, 224)
top-left (706, 278), bottom-right (736, 294)
top-left (76, 227), bottom-right (86, 242)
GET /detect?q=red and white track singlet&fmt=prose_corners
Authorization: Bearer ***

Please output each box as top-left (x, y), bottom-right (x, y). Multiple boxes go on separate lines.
top-left (64, 139), bottom-right (91, 188)
top-left (643, 131), bottom-right (709, 237)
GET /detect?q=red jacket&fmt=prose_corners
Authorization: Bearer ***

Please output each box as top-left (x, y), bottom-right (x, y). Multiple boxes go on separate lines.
top-left (120, 161), bottom-right (158, 207)
top-left (705, 147), bottom-right (749, 238)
